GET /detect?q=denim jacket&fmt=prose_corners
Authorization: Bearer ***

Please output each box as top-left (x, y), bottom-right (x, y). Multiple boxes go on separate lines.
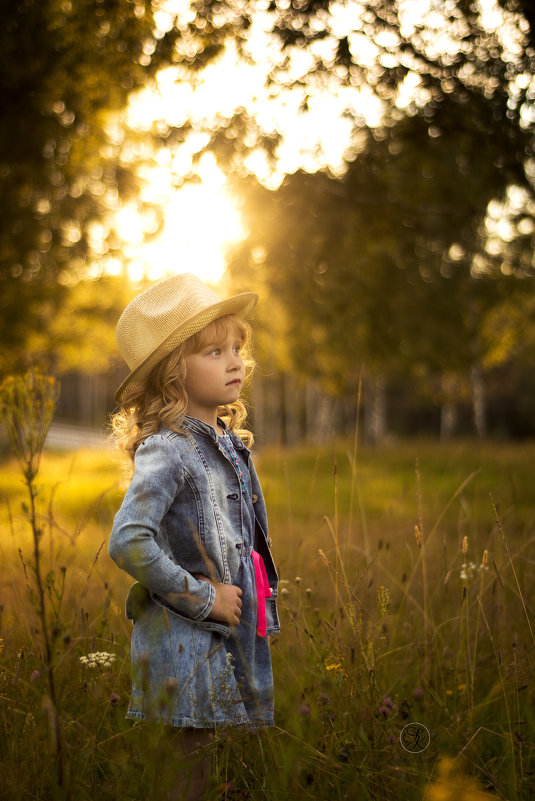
top-left (109, 417), bottom-right (280, 639)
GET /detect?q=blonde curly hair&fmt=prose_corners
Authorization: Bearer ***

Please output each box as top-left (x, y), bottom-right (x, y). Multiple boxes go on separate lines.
top-left (112, 314), bottom-right (254, 462)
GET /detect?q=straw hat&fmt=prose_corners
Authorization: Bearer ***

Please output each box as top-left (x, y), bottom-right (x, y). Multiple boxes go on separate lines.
top-left (115, 273), bottom-right (258, 403)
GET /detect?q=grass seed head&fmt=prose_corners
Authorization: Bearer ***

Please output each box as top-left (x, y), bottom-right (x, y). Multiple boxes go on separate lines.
top-left (414, 525), bottom-right (422, 548)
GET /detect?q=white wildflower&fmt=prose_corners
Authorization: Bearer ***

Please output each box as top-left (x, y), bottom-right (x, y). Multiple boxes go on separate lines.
top-left (79, 651), bottom-right (117, 669)
top-left (459, 562), bottom-right (477, 582)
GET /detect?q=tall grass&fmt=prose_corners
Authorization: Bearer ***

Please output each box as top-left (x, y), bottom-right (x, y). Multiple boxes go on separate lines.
top-left (1, 428), bottom-right (534, 799)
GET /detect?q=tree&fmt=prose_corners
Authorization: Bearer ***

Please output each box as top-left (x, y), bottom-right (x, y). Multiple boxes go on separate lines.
top-left (221, 0), bottom-right (535, 438)
top-left (228, 80), bottom-right (534, 436)
top-left (0, 0), bottom-right (250, 373)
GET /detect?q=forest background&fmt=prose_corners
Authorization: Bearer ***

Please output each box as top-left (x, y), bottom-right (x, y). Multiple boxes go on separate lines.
top-left (1, 0), bottom-right (534, 447)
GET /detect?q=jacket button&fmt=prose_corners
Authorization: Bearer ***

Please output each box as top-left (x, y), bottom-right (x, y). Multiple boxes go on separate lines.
top-left (227, 493), bottom-right (239, 500)
top-left (252, 493), bottom-right (258, 503)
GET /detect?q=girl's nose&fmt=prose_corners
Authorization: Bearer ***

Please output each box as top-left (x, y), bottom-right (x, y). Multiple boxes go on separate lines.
top-left (229, 351), bottom-right (243, 370)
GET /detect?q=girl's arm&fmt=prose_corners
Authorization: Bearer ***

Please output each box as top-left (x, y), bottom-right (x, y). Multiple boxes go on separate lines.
top-left (109, 434), bottom-right (215, 622)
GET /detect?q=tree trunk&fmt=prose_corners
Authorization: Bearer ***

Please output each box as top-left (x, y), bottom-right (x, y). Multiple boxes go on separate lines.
top-left (364, 373), bottom-right (386, 445)
top-left (440, 401), bottom-right (458, 440)
top-left (250, 373), bottom-right (265, 446)
top-left (439, 373), bottom-right (460, 440)
top-left (278, 372), bottom-right (288, 446)
top-left (305, 380), bottom-right (335, 443)
top-left (471, 364), bottom-right (486, 438)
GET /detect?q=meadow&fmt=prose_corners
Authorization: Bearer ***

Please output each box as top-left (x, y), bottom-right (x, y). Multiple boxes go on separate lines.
top-left (1, 432), bottom-right (534, 800)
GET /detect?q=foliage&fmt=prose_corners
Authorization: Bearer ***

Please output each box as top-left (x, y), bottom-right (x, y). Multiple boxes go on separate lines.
top-left (265, 0), bottom-right (535, 132)
top-left (0, 371), bottom-right (59, 481)
top-left (188, 0), bottom-right (535, 190)
top-left (229, 101), bottom-right (532, 392)
top-left (43, 275), bottom-right (135, 375)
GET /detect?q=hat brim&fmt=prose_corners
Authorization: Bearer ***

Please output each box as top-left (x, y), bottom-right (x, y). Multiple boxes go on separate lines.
top-left (114, 292), bottom-right (258, 404)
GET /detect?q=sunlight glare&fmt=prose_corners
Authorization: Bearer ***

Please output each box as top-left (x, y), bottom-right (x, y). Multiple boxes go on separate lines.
top-left (113, 154), bottom-right (244, 285)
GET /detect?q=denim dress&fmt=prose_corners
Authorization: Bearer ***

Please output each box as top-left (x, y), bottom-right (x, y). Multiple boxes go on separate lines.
top-left (109, 417), bottom-right (279, 730)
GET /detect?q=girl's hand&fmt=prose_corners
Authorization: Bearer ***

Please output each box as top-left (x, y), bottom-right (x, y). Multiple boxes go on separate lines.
top-left (194, 574), bottom-right (242, 627)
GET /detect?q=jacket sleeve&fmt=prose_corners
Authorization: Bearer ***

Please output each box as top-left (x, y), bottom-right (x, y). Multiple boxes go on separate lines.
top-left (108, 434), bottom-right (215, 621)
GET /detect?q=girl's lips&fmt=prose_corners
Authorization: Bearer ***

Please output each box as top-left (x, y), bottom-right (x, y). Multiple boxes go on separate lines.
top-left (226, 379), bottom-right (241, 386)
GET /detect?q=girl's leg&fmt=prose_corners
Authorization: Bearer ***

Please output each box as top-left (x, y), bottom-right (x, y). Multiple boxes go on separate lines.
top-left (166, 728), bottom-right (212, 801)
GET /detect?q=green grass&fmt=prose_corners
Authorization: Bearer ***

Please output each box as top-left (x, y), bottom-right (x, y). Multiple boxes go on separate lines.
top-left (1, 438), bottom-right (535, 800)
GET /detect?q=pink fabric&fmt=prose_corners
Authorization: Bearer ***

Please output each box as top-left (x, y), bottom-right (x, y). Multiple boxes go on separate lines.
top-left (252, 550), bottom-right (272, 637)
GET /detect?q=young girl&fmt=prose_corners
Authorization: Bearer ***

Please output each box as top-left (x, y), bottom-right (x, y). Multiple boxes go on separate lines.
top-left (109, 273), bottom-right (279, 797)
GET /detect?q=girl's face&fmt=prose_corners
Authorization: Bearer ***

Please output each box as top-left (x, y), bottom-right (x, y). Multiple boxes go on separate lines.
top-left (183, 326), bottom-right (245, 426)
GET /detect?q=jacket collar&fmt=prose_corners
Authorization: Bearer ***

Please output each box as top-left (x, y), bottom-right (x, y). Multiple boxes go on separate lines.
top-left (182, 415), bottom-right (248, 453)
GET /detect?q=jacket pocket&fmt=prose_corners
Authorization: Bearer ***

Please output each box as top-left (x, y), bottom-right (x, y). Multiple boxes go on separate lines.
top-left (125, 582), bottom-right (232, 639)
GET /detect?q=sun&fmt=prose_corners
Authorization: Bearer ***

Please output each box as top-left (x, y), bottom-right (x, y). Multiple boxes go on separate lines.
top-left (111, 153), bottom-right (244, 286)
